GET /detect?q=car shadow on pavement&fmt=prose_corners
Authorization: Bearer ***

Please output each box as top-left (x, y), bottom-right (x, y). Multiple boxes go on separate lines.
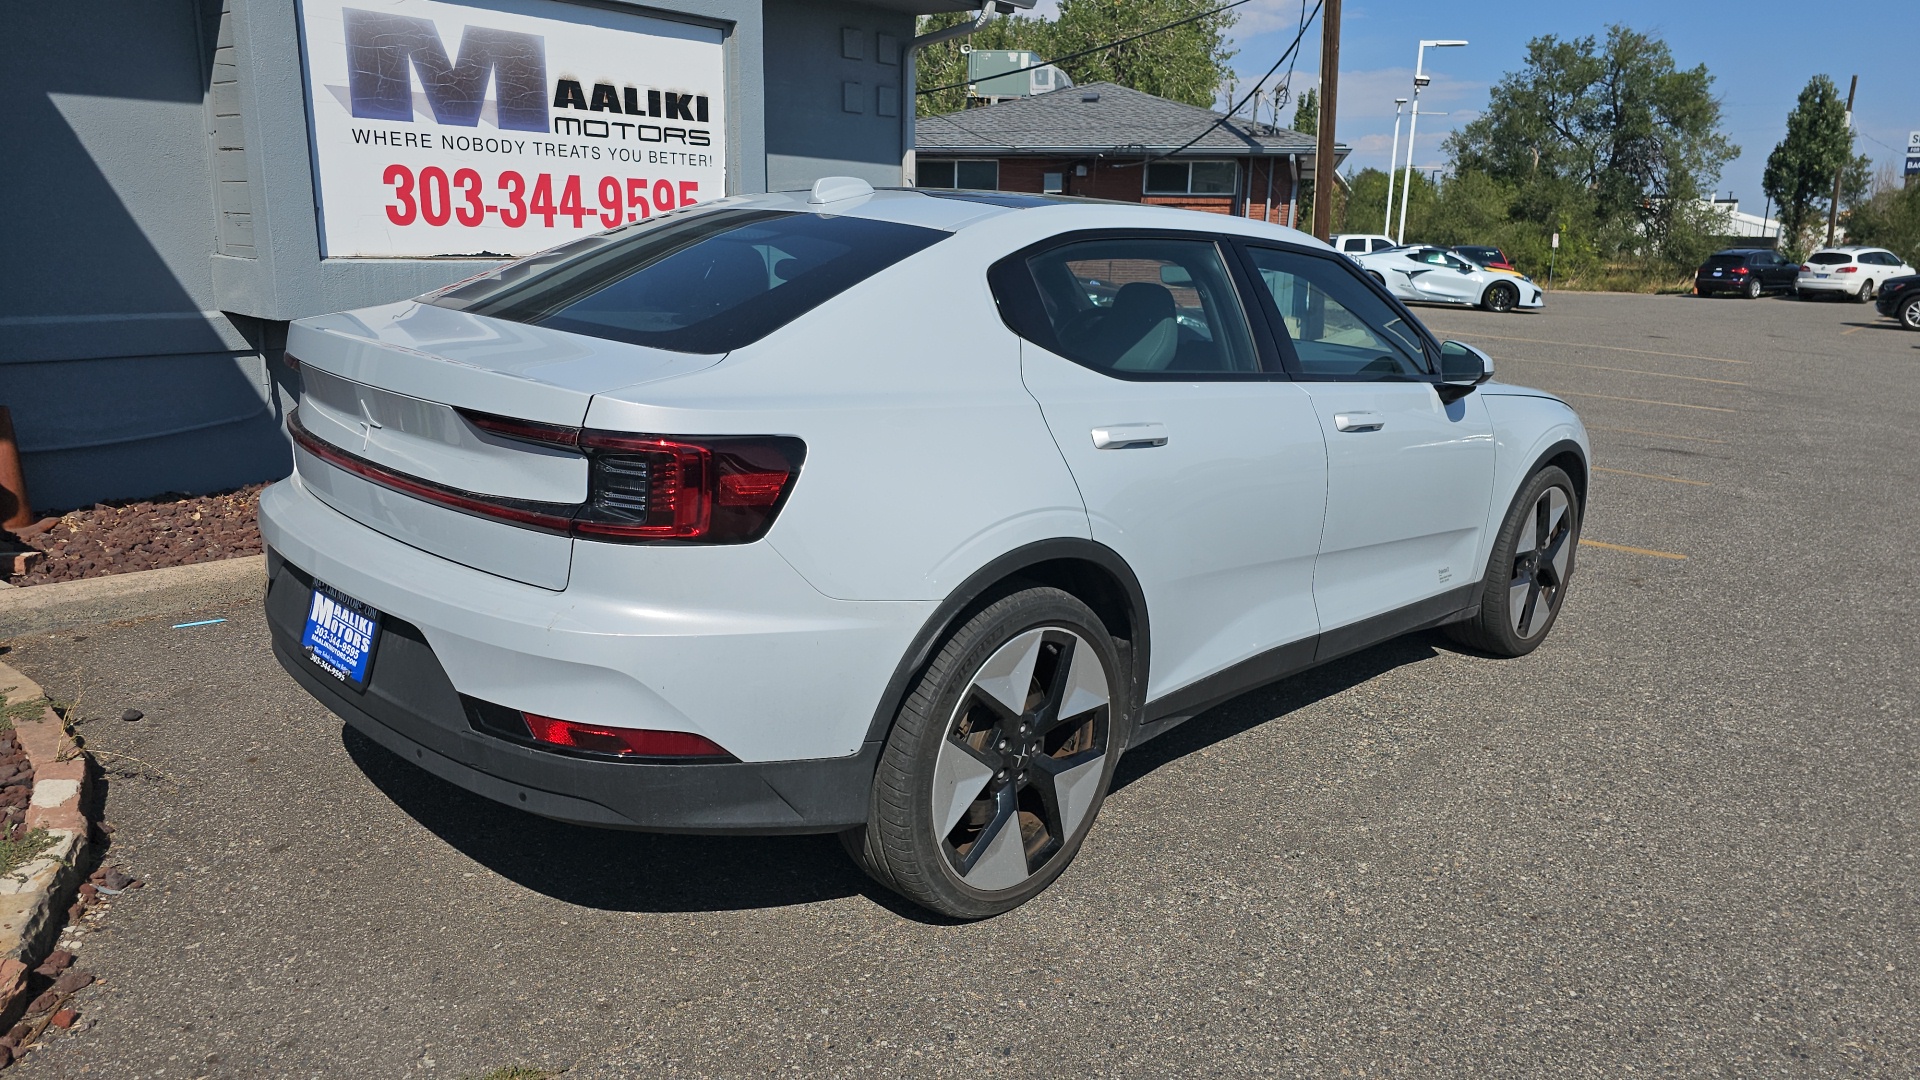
top-left (342, 726), bottom-right (873, 914)
top-left (340, 632), bottom-right (1445, 919)
top-left (1111, 632), bottom-right (1443, 793)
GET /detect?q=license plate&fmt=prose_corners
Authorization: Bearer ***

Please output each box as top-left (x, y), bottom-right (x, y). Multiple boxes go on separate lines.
top-left (1815, 273), bottom-right (1829, 279)
top-left (1712, 271), bottom-right (1722, 276)
top-left (302, 583), bottom-right (381, 689)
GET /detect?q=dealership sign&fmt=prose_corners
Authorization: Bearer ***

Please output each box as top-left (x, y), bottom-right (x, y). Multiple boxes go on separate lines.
top-left (297, 0), bottom-right (726, 257)
top-left (1907, 131), bottom-right (1919, 177)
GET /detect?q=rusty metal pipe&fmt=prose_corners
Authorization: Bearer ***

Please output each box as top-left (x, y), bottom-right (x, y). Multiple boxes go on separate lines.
top-left (0, 406), bottom-right (34, 530)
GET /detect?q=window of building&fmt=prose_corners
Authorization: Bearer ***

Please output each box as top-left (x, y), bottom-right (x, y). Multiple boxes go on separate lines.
top-left (1043, 171), bottom-right (1064, 194)
top-left (1143, 160), bottom-right (1237, 195)
top-left (918, 159), bottom-right (999, 190)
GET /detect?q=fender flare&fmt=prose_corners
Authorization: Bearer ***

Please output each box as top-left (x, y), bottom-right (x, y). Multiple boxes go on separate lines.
top-left (857, 537), bottom-right (1150, 750)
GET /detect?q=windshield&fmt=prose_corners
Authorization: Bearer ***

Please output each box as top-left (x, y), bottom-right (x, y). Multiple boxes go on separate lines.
top-left (427, 209), bottom-right (947, 353)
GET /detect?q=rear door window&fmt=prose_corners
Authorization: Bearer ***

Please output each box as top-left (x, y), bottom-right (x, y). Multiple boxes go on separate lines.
top-left (427, 209), bottom-right (946, 353)
top-left (996, 237), bottom-right (1263, 377)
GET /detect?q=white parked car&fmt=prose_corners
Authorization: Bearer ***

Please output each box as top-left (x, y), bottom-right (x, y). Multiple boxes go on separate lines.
top-left (1798, 246), bottom-right (1917, 301)
top-left (1328, 233), bottom-right (1399, 258)
top-left (1354, 244), bottom-right (1546, 313)
top-left (262, 180), bottom-right (1588, 918)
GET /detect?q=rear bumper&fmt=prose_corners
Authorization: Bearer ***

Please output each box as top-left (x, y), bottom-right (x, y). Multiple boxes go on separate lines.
top-left (267, 551), bottom-right (878, 833)
top-left (1798, 278), bottom-right (1859, 293)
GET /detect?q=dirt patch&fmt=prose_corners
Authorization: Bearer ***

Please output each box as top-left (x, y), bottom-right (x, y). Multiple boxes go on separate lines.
top-left (4, 485), bottom-right (266, 587)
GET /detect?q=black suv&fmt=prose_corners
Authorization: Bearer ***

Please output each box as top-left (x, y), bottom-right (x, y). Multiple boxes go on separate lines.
top-left (1696, 249), bottom-right (1797, 298)
top-left (1874, 274), bottom-right (1920, 330)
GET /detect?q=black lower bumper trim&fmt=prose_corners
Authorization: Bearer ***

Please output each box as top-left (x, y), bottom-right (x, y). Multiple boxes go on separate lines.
top-left (266, 550), bottom-right (876, 834)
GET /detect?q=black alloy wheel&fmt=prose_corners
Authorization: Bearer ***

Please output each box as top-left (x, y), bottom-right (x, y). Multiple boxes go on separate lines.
top-left (845, 587), bottom-right (1125, 919)
top-left (1900, 296), bottom-right (1920, 331)
top-left (1445, 466), bottom-right (1580, 658)
top-left (1483, 281), bottom-right (1519, 313)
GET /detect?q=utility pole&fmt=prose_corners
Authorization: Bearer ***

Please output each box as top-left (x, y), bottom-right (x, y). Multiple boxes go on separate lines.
top-left (1311, 0), bottom-right (1341, 241)
top-left (1826, 74), bottom-right (1857, 246)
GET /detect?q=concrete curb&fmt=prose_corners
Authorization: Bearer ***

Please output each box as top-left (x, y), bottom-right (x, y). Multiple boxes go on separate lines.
top-left (0, 662), bottom-right (93, 1027)
top-left (0, 554), bottom-right (266, 640)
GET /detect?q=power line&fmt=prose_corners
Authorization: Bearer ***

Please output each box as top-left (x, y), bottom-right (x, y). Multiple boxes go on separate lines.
top-left (1142, 0), bottom-right (1324, 163)
top-left (916, 0), bottom-right (1254, 97)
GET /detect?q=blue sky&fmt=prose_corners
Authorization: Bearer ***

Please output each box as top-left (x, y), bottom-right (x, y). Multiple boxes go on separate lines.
top-left (1029, 1), bottom-right (1915, 214)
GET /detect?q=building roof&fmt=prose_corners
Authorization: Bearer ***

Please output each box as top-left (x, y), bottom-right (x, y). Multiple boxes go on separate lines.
top-left (915, 82), bottom-right (1343, 159)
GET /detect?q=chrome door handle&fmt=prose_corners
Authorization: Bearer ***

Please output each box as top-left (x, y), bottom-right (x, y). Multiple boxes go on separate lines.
top-left (1091, 423), bottom-right (1168, 449)
top-left (1334, 412), bottom-right (1385, 432)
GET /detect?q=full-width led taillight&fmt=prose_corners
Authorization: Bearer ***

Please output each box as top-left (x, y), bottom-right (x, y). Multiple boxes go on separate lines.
top-left (522, 714), bottom-right (735, 760)
top-left (292, 405), bottom-right (803, 544)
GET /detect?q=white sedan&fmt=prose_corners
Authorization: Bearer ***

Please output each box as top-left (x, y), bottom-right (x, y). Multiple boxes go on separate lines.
top-left (261, 182), bottom-right (1587, 918)
top-left (1355, 245), bottom-right (1545, 313)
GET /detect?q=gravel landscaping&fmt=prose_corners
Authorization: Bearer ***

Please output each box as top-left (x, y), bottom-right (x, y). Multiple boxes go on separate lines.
top-left (3, 485), bottom-right (265, 587)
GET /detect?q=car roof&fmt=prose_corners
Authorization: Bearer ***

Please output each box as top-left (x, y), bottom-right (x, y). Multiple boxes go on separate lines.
top-left (1811, 245), bottom-right (1886, 254)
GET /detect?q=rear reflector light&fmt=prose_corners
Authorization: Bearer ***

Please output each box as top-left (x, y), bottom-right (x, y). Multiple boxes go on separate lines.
top-left (521, 714), bottom-right (735, 760)
top-left (288, 407), bottom-right (802, 544)
top-left (1837, 266), bottom-right (1858, 273)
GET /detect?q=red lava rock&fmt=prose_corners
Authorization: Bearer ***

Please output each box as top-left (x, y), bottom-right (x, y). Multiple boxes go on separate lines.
top-left (25, 991), bottom-right (58, 1017)
top-left (49, 971), bottom-right (91, 996)
top-left (0, 1043), bottom-right (13, 1068)
top-left (30, 951), bottom-right (70, 977)
top-left (48, 1009), bottom-right (76, 1029)
top-left (8, 484), bottom-right (265, 586)
top-left (76, 885), bottom-right (97, 904)
top-left (4, 1022), bottom-right (27, 1043)
top-left (65, 901), bottom-right (85, 923)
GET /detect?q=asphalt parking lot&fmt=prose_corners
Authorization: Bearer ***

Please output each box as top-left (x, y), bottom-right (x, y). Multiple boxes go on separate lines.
top-left (5, 290), bottom-right (1917, 1078)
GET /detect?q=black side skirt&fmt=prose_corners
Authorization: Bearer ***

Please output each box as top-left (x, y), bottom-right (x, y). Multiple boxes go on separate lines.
top-left (1129, 584), bottom-right (1479, 749)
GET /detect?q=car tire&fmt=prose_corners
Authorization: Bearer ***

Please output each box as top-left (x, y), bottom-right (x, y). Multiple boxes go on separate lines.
top-left (1857, 279), bottom-right (1876, 303)
top-left (1444, 466), bottom-right (1580, 659)
top-left (1900, 295), bottom-right (1920, 331)
top-left (1482, 282), bottom-right (1519, 312)
top-left (844, 586), bottom-right (1126, 919)
top-left (1743, 277), bottom-right (1762, 299)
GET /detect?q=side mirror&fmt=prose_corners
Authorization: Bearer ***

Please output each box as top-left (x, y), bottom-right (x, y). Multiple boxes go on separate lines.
top-left (1436, 340), bottom-right (1494, 402)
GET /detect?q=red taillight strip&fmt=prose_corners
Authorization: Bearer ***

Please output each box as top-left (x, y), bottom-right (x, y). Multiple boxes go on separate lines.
top-left (460, 408), bottom-right (582, 449)
top-left (288, 409), bottom-right (577, 533)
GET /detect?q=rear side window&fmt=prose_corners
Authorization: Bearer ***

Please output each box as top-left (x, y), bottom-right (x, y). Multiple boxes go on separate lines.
top-left (427, 209), bottom-right (946, 353)
top-left (997, 237), bottom-right (1261, 376)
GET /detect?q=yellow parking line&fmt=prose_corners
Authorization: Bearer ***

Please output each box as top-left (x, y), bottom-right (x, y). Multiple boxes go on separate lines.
top-left (1580, 539), bottom-right (1687, 560)
top-left (1550, 390), bottom-right (1738, 413)
top-left (1498, 356), bottom-right (1747, 386)
top-left (1587, 425), bottom-right (1727, 444)
top-left (1450, 332), bottom-right (1748, 365)
top-left (1593, 466), bottom-right (1710, 487)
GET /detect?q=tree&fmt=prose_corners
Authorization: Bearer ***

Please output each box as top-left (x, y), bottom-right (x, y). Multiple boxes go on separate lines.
top-left (1445, 26), bottom-right (1736, 268)
top-left (1843, 178), bottom-right (1920, 266)
top-left (916, 0), bottom-right (1238, 115)
top-left (1762, 76), bottom-right (1858, 254)
top-left (1292, 87), bottom-right (1317, 136)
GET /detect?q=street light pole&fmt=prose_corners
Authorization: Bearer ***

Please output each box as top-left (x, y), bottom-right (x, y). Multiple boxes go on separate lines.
top-left (1382, 97), bottom-right (1408, 236)
top-left (1396, 39), bottom-right (1465, 245)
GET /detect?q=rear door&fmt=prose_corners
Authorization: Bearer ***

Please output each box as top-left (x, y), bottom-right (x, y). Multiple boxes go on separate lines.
top-left (1001, 233), bottom-right (1328, 699)
top-left (1238, 243), bottom-right (1495, 641)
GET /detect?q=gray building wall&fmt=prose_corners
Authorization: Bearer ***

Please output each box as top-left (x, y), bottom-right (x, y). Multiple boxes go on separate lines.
top-left (4, 0), bottom-right (933, 512)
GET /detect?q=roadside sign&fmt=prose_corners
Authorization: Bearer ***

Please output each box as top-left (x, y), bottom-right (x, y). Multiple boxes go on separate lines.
top-left (1551, 232), bottom-right (1560, 249)
top-left (1907, 131), bottom-right (1920, 176)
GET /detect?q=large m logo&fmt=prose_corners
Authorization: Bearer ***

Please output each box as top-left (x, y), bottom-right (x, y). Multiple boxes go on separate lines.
top-left (344, 8), bottom-right (548, 132)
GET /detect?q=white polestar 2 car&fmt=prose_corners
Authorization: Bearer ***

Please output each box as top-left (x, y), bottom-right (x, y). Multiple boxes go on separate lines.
top-left (262, 180), bottom-right (1588, 918)
top-left (1354, 244), bottom-right (1546, 313)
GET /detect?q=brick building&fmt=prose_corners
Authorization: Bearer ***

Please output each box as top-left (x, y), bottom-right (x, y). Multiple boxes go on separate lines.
top-left (912, 82), bottom-right (1346, 226)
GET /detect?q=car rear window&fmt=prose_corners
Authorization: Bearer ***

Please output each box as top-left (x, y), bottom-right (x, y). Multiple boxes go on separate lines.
top-left (1807, 252), bottom-right (1852, 265)
top-left (426, 209), bottom-right (947, 353)
top-left (1703, 253), bottom-right (1750, 268)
